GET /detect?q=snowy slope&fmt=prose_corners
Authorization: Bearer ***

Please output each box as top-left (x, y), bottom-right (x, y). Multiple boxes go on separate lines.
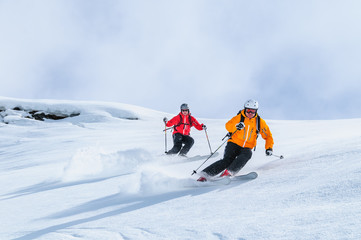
top-left (1, 97), bottom-right (361, 240)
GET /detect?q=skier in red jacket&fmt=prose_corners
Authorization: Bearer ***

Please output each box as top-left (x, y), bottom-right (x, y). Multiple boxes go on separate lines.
top-left (163, 103), bottom-right (206, 157)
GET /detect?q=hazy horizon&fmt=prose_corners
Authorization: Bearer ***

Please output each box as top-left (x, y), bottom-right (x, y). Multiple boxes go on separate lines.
top-left (1, 0), bottom-right (361, 120)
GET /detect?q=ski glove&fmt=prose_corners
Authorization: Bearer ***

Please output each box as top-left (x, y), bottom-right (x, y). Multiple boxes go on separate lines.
top-left (266, 148), bottom-right (273, 156)
top-left (163, 117), bottom-right (168, 123)
top-left (236, 122), bottom-right (245, 130)
top-left (202, 124), bottom-right (207, 130)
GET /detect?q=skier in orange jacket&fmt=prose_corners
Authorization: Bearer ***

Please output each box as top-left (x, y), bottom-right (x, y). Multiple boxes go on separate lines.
top-left (197, 99), bottom-right (274, 181)
top-left (163, 103), bottom-right (206, 157)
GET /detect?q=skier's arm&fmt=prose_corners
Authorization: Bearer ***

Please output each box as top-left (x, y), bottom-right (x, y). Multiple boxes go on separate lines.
top-left (260, 119), bottom-right (274, 150)
top-left (191, 116), bottom-right (205, 130)
top-left (166, 115), bottom-right (180, 127)
top-left (225, 115), bottom-right (240, 133)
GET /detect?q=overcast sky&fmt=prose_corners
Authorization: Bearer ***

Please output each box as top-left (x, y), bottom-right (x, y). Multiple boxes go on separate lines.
top-left (1, 0), bottom-right (361, 120)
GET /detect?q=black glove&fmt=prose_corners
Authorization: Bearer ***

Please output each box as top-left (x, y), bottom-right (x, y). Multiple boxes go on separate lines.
top-left (163, 117), bottom-right (168, 123)
top-left (266, 148), bottom-right (273, 156)
top-left (236, 122), bottom-right (245, 130)
top-left (224, 132), bottom-right (232, 138)
top-left (202, 124), bottom-right (207, 130)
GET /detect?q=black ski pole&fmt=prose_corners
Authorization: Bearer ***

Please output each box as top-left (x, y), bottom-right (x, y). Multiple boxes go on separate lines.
top-left (191, 129), bottom-right (238, 175)
top-left (272, 154), bottom-right (284, 159)
top-left (204, 128), bottom-right (213, 154)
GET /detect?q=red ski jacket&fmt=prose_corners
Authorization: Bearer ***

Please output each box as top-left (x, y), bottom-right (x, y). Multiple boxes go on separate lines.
top-left (166, 112), bottom-right (204, 136)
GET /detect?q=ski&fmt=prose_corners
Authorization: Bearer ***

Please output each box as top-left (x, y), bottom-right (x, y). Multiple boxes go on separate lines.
top-left (232, 171), bottom-right (258, 181)
top-left (194, 176), bottom-right (232, 187)
top-left (194, 172), bottom-right (258, 187)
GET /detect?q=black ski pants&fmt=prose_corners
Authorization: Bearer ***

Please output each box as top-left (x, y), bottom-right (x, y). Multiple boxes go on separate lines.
top-left (167, 133), bottom-right (194, 155)
top-left (202, 141), bottom-right (252, 176)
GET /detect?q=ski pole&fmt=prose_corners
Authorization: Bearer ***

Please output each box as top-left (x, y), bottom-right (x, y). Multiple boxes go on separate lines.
top-left (204, 128), bottom-right (213, 154)
top-left (191, 129), bottom-right (238, 175)
top-left (164, 122), bottom-right (168, 153)
top-left (272, 154), bottom-right (284, 159)
top-left (163, 126), bottom-right (174, 132)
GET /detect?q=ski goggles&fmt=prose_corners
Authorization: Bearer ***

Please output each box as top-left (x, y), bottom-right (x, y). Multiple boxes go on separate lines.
top-left (246, 109), bottom-right (257, 114)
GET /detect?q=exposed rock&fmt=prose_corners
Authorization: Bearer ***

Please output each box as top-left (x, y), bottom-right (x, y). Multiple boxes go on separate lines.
top-left (0, 106), bottom-right (80, 123)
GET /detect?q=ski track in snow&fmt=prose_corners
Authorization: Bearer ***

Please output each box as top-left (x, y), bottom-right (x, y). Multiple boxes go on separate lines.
top-left (1, 97), bottom-right (361, 240)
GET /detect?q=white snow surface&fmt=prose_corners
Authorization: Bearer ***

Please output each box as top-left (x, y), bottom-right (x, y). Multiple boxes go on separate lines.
top-left (1, 96), bottom-right (360, 240)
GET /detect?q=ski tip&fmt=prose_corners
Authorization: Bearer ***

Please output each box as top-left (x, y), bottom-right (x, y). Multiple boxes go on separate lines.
top-left (233, 172), bottom-right (258, 180)
top-left (249, 171), bottom-right (258, 178)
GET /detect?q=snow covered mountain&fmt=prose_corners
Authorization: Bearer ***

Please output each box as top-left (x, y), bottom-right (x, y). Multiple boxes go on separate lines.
top-left (1, 96), bottom-right (360, 240)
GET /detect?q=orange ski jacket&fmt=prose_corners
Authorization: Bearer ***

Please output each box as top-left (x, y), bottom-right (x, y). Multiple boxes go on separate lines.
top-left (225, 110), bottom-right (274, 150)
top-left (166, 112), bottom-right (204, 136)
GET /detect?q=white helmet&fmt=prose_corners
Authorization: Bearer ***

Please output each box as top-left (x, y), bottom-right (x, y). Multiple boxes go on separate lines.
top-left (244, 99), bottom-right (258, 110)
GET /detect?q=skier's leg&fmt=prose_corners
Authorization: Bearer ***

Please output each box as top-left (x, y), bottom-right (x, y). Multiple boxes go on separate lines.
top-left (200, 142), bottom-right (240, 177)
top-left (179, 135), bottom-right (194, 156)
top-left (166, 133), bottom-right (183, 155)
top-left (227, 147), bottom-right (252, 175)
